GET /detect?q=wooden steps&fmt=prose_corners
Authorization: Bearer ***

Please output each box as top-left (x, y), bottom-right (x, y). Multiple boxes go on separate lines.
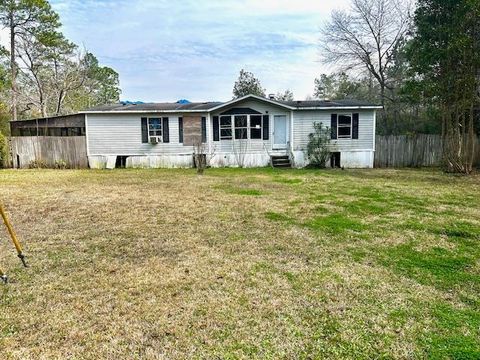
top-left (271, 155), bottom-right (291, 168)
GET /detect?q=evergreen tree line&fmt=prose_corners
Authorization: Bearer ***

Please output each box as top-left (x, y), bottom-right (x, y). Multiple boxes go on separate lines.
top-left (232, 0), bottom-right (479, 173)
top-left (0, 0), bottom-right (121, 135)
top-left (316, 0), bottom-right (479, 146)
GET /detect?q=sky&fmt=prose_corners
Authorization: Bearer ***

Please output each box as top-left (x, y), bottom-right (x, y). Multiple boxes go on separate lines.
top-left (48, 0), bottom-right (350, 102)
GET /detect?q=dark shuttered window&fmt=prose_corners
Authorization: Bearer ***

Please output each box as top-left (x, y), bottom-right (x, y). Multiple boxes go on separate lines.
top-left (250, 115), bottom-right (262, 139)
top-left (262, 115), bottom-right (269, 140)
top-left (331, 114), bottom-right (338, 140)
top-left (220, 116), bottom-right (233, 140)
top-left (352, 113), bottom-right (359, 139)
top-left (141, 117), bottom-right (148, 143)
top-left (201, 117), bottom-right (207, 143)
top-left (212, 116), bottom-right (219, 141)
top-left (162, 117), bottom-right (169, 143)
top-left (178, 117), bottom-right (183, 143)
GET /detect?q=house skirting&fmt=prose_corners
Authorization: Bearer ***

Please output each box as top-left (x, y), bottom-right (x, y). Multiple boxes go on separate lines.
top-left (292, 150), bottom-right (374, 168)
top-left (88, 150), bottom-right (374, 169)
top-left (88, 153), bottom-right (274, 169)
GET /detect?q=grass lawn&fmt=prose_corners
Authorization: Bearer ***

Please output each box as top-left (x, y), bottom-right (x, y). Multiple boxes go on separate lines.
top-left (0, 168), bottom-right (479, 359)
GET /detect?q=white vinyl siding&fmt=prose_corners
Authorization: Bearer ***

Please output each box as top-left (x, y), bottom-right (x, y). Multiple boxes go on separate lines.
top-left (87, 113), bottom-right (198, 155)
top-left (293, 110), bottom-right (374, 151)
top-left (86, 102), bottom-right (376, 158)
top-left (210, 99), bottom-right (290, 154)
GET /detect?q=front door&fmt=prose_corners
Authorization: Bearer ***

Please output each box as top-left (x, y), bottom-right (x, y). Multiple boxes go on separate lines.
top-left (273, 115), bottom-right (288, 149)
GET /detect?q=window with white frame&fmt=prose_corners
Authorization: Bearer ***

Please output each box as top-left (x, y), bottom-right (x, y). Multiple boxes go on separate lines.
top-left (234, 115), bottom-right (248, 139)
top-left (217, 114), bottom-right (265, 140)
top-left (220, 115), bottom-right (232, 140)
top-left (250, 115), bottom-right (262, 139)
top-left (148, 118), bottom-right (162, 141)
top-left (337, 114), bottom-right (352, 139)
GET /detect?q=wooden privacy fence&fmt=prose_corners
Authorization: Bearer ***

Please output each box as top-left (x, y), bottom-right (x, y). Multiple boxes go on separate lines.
top-left (7, 134), bottom-right (480, 170)
top-left (10, 136), bottom-right (88, 169)
top-left (375, 134), bottom-right (480, 168)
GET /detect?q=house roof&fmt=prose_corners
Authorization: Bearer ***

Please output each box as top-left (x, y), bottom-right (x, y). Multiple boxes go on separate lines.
top-left (278, 99), bottom-right (379, 108)
top-left (10, 113), bottom-right (86, 131)
top-left (81, 94), bottom-right (382, 114)
top-left (84, 101), bottom-right (223, 112)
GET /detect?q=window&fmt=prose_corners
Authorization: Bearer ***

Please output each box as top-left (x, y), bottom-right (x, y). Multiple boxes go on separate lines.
top-left (220, 115), bottom-right (232, 140)
top-left (148, 118), bottom-right (162, 141)
top-left (215, 114), bottom-right (267, 141)
top-left (250, 115), bottom-right (262, 139)
top-left (178, 117), bottom-right (183, 143)
top-left (234, 115), bottom-right (247, 139)
top-left (201, 117), bottom-right (207, 143)
top-left (337, 114), bottom-right (352, 139)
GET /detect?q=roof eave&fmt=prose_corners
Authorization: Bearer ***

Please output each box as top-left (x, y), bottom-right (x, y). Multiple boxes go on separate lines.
top-left (80, 102), bottom-right (383, 114)
top-left (294, 105), bottom-right (383, 110)
top-left (80, 109), bottom-right (211, 114)
top-left (208, 94), bottom-right (296, 112)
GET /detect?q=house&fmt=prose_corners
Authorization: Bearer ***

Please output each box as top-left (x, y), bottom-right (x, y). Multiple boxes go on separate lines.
top-left (10, 94), bottom-right (381, 169)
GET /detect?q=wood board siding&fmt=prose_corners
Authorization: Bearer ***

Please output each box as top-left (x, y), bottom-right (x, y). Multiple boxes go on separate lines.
top-left (374, 134), bottom-right (480, 168)
top-left (182, 116), bottom-right (202, 146)
top-left (10, 136), bottom-right (88, 168)
top-left (292, 110), bottom-right (375, 151)
top-left (10, 113), bottom-right (85, 130)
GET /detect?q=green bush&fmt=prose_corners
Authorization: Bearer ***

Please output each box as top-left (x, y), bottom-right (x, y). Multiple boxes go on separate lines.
top-left (28, 159), bottom-right (48, 169)
top-left (54, 159), bottom-right (68, 169)
top-left (0, 131), bottom-right (8, 168)
top-left (306, 122), bottom-right (331, 168)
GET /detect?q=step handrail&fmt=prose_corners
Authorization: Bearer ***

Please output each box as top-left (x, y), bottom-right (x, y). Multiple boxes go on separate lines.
top-left (287, 141), bottom-right (295, 167)
top-left (262, 142), bottom-right (274, 168)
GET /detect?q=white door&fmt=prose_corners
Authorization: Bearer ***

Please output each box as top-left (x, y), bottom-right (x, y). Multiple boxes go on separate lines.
top-left (273, 115), bottom-right (288, 149)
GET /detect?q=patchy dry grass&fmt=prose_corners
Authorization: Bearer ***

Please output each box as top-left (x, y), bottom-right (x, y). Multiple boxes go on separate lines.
top-left (0, 168), bottom-right (479, 359)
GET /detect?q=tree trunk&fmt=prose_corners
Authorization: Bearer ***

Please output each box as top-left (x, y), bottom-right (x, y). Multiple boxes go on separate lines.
top-left (55, 90), bottom-right (65, 115)
top-left (380, 84), bottom-right (387, 134)
top-left (9, 12), bottom-right (17, 121)
top-left (41, 102), bottom-right (47, 118)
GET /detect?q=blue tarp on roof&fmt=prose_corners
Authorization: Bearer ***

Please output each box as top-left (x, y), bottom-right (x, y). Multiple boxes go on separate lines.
top-left (176, 99), bottom-right (191, 104)
top-left (120, 101), bottom-right (145, 105)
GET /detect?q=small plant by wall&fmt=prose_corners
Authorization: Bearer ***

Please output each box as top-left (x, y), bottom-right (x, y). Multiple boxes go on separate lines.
top-left (54, 159), bottom-right (68, 169)
top-left (0, 132), bottom-right (9, 168)
top-left (306, 122), bottom-right (331, 168)
top-left (28, 159), bottom-right (48, 169)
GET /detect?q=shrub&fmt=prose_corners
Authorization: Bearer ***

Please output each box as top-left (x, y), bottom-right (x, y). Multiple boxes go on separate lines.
top-left (0, 131), bottom-right (9, 168)
top-left (28, 159), bottom-right (48, 169)
top-left (55, 159), bottom-right (68, 169)
top-left (306, 122), bottom-right (331, 168)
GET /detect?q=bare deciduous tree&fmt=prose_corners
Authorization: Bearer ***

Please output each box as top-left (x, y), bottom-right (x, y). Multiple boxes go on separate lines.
top-left (16, 34), bottom-right (105, 117)
top-left (193, 141), bottom-right (216, 175)
top-left (320, 0), bottom-right (412, 129)
top-left (0, 0), bottom-right (59, 120)
top-left (275, 89), bottom-right (294, 101)
top-left (193, 141), bottom-right (207, 175)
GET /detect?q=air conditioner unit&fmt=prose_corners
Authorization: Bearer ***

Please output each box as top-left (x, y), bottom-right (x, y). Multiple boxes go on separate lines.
top-left (150, 137), bottom-right (160, 145)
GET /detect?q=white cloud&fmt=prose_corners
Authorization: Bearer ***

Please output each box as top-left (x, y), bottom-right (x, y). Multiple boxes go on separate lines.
top-left (229, 0), bottom-right (350, 15)
top-left (44, 0), bottom-right (349, 101)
